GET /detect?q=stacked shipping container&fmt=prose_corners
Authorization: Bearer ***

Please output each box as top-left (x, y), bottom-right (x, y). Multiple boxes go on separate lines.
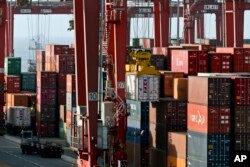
top-left (187, 76), bottom-right (231, 166)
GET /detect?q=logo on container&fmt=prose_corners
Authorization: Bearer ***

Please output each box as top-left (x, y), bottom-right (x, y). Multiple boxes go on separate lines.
top-left (176, 58), bottom-right (183, 66)
top-left (191, 110), bottom-right (205, 125)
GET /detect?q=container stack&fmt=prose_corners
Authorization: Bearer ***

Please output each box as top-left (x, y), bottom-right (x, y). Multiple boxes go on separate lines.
top-left (187, 76), bottom-right (231, 166)
top-left (208, 53), bottom-right (232, 73)
top-left (126, 100), bottom-right (149, 167)
top-left (233, 77), bottom-right (250, 152)
top-left (36, 71), bottom-right (57, 137)
top-left (36, 50), bottom-right (45, 72)
top-left (21, 72), bottom-right (36, 92)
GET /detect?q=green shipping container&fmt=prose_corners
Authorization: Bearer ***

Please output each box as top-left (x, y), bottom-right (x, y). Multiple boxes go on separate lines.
top-left (21, 72), bottom-right (36, 92)
top-left (5, 57), bottom-right (21, 75)
top-left (132, 38), bottom-right (140, 47)
top-left (59, 120), bottom-right (66, 139)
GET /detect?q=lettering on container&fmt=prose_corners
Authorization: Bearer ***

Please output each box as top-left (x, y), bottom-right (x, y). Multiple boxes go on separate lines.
top-left (204, 5), bottom-right (218, 10)
top-left (20, 9), bottom-right (31, 13)
top-left (139, 8), bottom-right (152, 13)
top-left (191, 110), bottom-right (205, 125)
top-left (176, 58), bottom-right (184, 66)
top-left (41, 9), bottom-right (52, 14)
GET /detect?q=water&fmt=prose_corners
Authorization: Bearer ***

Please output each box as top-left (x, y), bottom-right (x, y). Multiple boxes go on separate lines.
top-left (14, 36), bottom-right (74, 72)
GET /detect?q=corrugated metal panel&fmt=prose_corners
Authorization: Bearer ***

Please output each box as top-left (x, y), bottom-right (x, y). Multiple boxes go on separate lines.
top-left (188, 103), bottom-right (231, 134)
top-left (234, 133), bottom-right (250, 151)
top-left (167, 132), bottom-right (187, 159)
top-left (188, 131), bottom-right (230, 163)
top-left (66, 74), bottom-right (76, 93)
top-left (234, 77), bottom-right (250, 105)
top-left (126, 73), bottom-right (160, 101)
top-left (37, 71), bottom-right (57, 88)
top-left (234, 106), bottom-right (250, 133)
top-left (188, 76), bottom-right (231, 106)
top-left (127, 100), bottom-right (149, 121)
top-left (209, 53), bottom-right (232, 73)
top-left (126, 142), bottom-right (149, 167)
top-left (5, 76), bottom-right (21, 93)
top-left (37, 87), bottom-right (57, 105)
top-left (21, 72), bottom-right (36, 92)
top-left (4, 57), bottom-right (21, 75)
top-left (151, 55), bottom-right (166, 70)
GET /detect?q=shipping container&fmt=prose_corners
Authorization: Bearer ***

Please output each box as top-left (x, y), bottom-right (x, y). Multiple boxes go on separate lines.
top-left (37, 87), bottom-right (57, 105)
top-left (4, 57), bottom-right (21, 75)
top-left (160, 71), bottom-right (184, 97)
top-left (149, 148), bottom-right (166, 167)
top-left (166, 46), bottom-right (183, 70)
top-left (188, 131), bottom-right (230, 163)
top-left (187, 158), bottom-right (229, 167)
top-left (39, 121), bottom-right (57, 137)
top-left (149, 98), bottom-right (187, 131)
top-left (58, 88), bottom-right (66, 105)
top-left (66, 110), bottom-right (72, 128)
top-left (149, 123), bottom-right (166, 150)
top-left (59, 120), bottom-right (66, 138)
top-left (139, 38), bottom-right (154, 49)
top-left (216, 47), bottom-right (250, 72)
top-left (173, 78), bottom-right (188, 101)
top-left (125, 73), bottom-right (160, 101)
top-left (58, 73), bottom-right (67, 89)
top-left (66, 74), bottom-right (76, 92)
top-left (5, 75), bottom-right (21, 93)
top-left (37, 71), bottom-right (57, 88)
top-left (60, 105), bottom-right (66, 122)
top-left (36, 104), bottom-right (57, 122)
top-left (188, 76), bottom-right (231, 106)
top-left (21, 72), bottom-right (36, 92)
top-left (66, 92), bottom-right (76, 111)
top-left (167, 155), bottom-right (186, 167)
top-left (5, 93), bottom-right (29, 107)
top-left (234, 106), bottom-right (250, 133)
top-left (150, 55), bottom-right (166, 70)
top-left (126, 142), bottom-right (149, 167)
top-left (188, 103), bottom-right (230, 134)
top-left (126, 127), bottom-right (149, 145)
top-left (55, 54), bottom-right (75, 74)
top-left (7, 106), bottom-right (31, 127)
top-left (233, 77), bottom-right (250, 105)
top-left (171, 50), bottom-right (208, 75)
top-left (127, 100), bottom-right (149, 121)
top-left (132, 38), bottom-right (140, 47)
top-left (36, 50), bottom-right (45, 72)
top-left (234, 133), bottom-right (250, 151)
top-left (167, 132), bottom-right (187, 159)
top-left (209, 53), bottom-right (232, 73)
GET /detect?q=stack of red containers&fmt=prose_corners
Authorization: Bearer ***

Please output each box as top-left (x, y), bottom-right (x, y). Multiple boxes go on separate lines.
top-left (5, 76), bottom-right (20, 93)
top-left (209, 53), bottom-right (232, 73)
top-left (233, 77), bottom-right (250, 151)
top-left (36, 71), bottom-right (57, 137)
top-left (187, 76), bottom-right (231, 166)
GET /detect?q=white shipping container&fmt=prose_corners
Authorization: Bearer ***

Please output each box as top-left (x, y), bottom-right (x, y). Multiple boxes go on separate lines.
top-left (7, 106), bottom-right (31, 127)
top-left (125, 73), bottom-right (160, 101)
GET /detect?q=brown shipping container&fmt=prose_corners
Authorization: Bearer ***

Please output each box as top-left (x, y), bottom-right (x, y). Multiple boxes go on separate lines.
top-left (234, 106), bottom-right (250, 133)
top-left (5, 76), bottom-right (21, 93)
top-left (60, 105), bottom-right (66, 122)
top-left (173, 78), bottom-right (188, 101)
top-left (188, 76), bottom-right (231, 106)
top-left (66, 74), bottom-right (76, 93)
top-left (149, 148), bottom-right (166, 167)
top-left (188, 103), bottom-right (230, 134)
top-left (5, 93), bottom-right (29, 107)
top-left (58, 88), bottom-right (66, 105)
top-left (160, 71), bottom-right (184, 97)
top-left (235, 133), bottom-right (250, 151)
top-left (167, 156), bottom-right (186, 167)
top-left (167, 132), bottom-right (187, 159)
top-left (58, 73), bottom-right (67, 89)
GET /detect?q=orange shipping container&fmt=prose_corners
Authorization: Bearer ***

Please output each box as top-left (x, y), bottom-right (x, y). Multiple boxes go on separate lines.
top-left (160, 71), bottom-right (184, 97)
top-left (5, 93), bottom-right (29, 107)
top-left (167, 155), bottom-right (186, 167)
top-left (167, 132), bottom-right (186, 159)
top-left (173, 78), bottom-right (188, 101)
top-left (188, 103), bottom-right (230, 134)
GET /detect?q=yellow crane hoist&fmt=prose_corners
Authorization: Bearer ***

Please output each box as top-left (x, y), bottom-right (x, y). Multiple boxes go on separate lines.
top-left (126, 49), bottom-right (160, 76)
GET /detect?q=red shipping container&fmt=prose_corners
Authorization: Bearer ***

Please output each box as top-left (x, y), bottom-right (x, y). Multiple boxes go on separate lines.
top-left (5, 76), bottom-right (20, 93)
top-left (55, 54), bottom-right (75, 74)
top-left (234, 77), bottom-right (250, 106)
top-left (188, 103), bottom-right (230, 134)
top-left (36, 104), bottom-right (57, 122)
top-left (58, 73), bottom-right (67, 89)
top-left (39, 122), bottom-right (56, 137)
top-left (209, 53), bottom-right (232, 73)
top-left (139, 38), bottom-right (154, 48)
top-left (66, 74), bottom-right (76, 93)
top-left (37, 87), bottom-right (57, 105)
top-left (235, 106), bottom-right (250, 133)
top-left (171, 50), bottom-right (208, 75)
top-left (37, 71), bottom-right (57, 88)
top-left (58, 88), bottom-right (66, 105)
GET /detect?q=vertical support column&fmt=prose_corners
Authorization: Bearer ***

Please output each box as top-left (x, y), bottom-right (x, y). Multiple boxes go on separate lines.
top-left (216, 14), bottom-right (222, 45)
top-left (183, 3), bottom-right (195, 44)
top-left (154, 1), bottom-right (160, 47)
top-left (5, 3), bottom-right (14, 57)
top-left (196, 14), bottom-right (204, 40)
top-left (159, 0), bottom-right (169, 47)
top-left (233, 0), bottom-right (244, 47)
top-left (73, 0), bottom-right (87, 166)
top-left (83, 0), bottom-right (99, 166)
top-left (224, 0), bottom-right (244, 47)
